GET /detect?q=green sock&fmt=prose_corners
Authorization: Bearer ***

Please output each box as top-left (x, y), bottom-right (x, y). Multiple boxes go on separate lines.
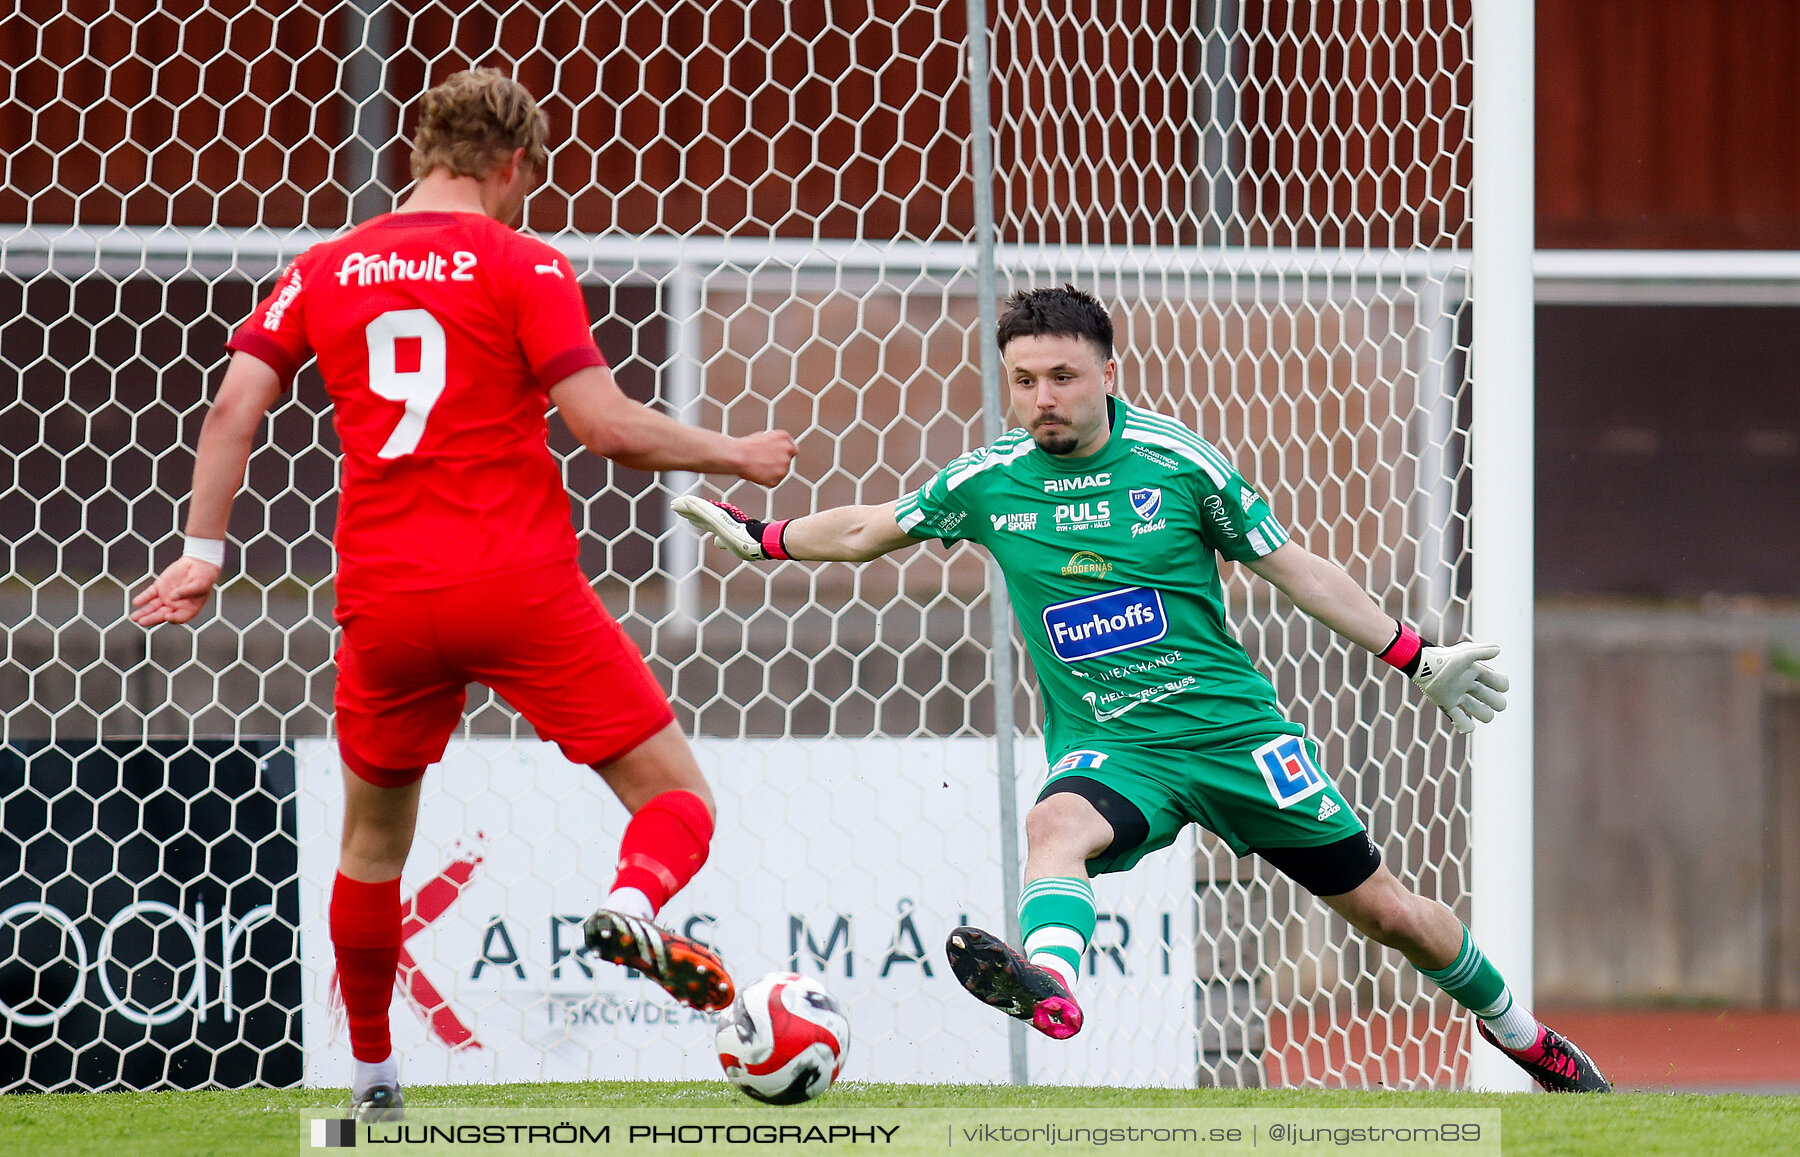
top-left (1418, 924), bottom-right (1539, 1050)
top-left (1018, 876), bottom-right (1095, 992)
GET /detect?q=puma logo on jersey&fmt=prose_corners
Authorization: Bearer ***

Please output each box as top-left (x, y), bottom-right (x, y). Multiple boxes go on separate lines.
top-left (533, 262), bottom-right (565, 277)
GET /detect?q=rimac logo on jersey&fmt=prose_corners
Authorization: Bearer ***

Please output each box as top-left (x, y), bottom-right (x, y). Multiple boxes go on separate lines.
top-left (1042, 586), bottom-right (1167, 662)
top-left (1252, 735), bottom-right (1327, 809)
top-left (1043, 472), bottom-right (1110, 493)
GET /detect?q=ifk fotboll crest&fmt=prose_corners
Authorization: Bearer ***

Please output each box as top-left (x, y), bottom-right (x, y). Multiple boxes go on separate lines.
top-left (1129, 487), bottom-right (1162, 520)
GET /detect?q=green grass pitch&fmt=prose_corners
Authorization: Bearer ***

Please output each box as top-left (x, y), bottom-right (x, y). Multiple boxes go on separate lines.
top-left (1, 1081), bottom-right (1792, 1157)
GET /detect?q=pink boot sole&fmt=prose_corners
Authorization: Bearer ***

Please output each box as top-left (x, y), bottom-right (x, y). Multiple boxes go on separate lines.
top-left (1032, 995), bottom-right (1084, 1039)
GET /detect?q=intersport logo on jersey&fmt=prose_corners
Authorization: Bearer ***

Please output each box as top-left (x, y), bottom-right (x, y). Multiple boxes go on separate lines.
top-left (1041, 586), bottom-right (1168, 662)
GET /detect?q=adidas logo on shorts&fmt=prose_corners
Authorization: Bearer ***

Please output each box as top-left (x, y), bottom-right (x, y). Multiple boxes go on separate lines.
top-left (1316, 796), bottom-right (1340, 821)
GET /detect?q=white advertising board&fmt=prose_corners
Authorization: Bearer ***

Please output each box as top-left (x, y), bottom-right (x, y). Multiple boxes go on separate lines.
top-left (297, 737), bottom-right (1196, 1088)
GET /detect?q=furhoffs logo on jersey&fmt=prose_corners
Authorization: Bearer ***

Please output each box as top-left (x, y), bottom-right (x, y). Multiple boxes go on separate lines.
top-left (1129, 488), bottom-right (1162, 520)
top-left (1042, 586), bottom-right (1167, 662)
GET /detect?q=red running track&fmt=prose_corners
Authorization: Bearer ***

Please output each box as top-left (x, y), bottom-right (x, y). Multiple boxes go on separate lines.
top-left (1259, 1007), bottom-right (1800, 1091)
top-left (1534, 1008), bottom-right (1800, 1092)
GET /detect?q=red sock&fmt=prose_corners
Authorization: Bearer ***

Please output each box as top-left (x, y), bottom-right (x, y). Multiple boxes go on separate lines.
top-left (609, 790), bottom-right (714, 913)
top-left (330, 873), bottom-right (402, 1064)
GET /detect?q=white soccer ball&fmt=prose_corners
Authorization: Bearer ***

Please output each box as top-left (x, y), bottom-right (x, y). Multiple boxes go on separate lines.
top-left (714, 972), bottom-right (850, 1104)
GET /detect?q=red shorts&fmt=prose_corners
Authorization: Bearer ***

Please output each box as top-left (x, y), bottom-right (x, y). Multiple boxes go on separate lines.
top-left (333, 562), bottom-right (675, 786)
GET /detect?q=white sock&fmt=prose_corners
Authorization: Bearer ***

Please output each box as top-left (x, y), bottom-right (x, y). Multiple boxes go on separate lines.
top-left (605, 886), bottom-right (656, 921)
top-left (1479, 990), bottom-right (1543, 1051)
top-left (352, 1053), bottom-right (398, 1096)
top-left (1028, 950), bottom-right (1079, 995)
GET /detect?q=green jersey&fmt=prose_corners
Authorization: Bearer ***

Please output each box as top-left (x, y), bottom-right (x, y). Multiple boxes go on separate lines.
top-left (895, 396), bottom-right (1301, 755)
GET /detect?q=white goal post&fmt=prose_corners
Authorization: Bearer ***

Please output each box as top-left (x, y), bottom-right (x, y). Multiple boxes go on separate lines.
top-left (2, 0), bottom-right (1536, 1091)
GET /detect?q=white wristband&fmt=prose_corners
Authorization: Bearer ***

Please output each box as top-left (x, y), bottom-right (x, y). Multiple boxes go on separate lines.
top-left (181, 536), bottom-right (226, 567)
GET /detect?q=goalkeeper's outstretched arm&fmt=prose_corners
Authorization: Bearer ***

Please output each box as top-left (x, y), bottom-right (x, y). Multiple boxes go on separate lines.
top-left (673, 496), bottom-right (919, 563)
top-left (1245, 541), bottom-right (1509, 733)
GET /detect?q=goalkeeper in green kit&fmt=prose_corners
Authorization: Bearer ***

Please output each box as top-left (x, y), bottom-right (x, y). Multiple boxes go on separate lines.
top-left (675, 286), bottom-right (1608, 1093)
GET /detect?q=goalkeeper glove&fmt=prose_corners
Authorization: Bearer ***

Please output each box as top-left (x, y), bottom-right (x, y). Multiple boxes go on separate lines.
top-left (1378, 623), bottom-right (1510, 734)
top-left (671, 495), bottom-right (792, 561)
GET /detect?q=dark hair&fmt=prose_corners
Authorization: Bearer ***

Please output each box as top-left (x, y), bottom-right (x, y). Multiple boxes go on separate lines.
top-left (995, 285), bottom-right (1114, 361)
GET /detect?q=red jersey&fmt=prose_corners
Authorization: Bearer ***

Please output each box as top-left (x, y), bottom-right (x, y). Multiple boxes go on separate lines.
top-left (228, 211), bottom-right (607, 603)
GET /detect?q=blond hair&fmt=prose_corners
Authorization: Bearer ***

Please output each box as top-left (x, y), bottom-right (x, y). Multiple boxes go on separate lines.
top-left (408, 69), bottom-right (549, 181)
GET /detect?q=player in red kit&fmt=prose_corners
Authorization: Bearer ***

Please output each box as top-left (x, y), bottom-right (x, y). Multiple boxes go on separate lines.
top-left (131, 70), bottom-right (797, 1119)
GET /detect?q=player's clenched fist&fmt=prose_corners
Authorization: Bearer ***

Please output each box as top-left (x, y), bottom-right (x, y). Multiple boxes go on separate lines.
top-left (733, 430), bottom-right (798, 487)
top-left (672, 496), bottom-right (793, 561)
top-left (1411, 641), bottom-right (1509, 733)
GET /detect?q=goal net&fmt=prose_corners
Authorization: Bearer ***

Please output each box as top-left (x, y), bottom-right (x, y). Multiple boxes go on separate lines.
top-left (2, 1), bottom-right (1483, 1090)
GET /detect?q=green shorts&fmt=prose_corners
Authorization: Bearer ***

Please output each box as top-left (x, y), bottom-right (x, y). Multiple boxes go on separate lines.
top-left (1040, 732), bottom-right (1366, 875)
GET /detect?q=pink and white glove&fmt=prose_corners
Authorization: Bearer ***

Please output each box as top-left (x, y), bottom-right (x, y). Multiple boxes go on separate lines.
top-left (671, 496), bottom-right (792, 562)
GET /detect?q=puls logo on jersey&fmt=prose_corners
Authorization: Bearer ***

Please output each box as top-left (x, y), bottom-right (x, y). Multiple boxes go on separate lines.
top-left (1044, 472), bottom-right (1111, 493)
top-left (336, 249), bottom-right (478, 287)
top-left (991, 512), bottom-right (1039, 532)
top-left (1054, 501), bottom-right (1111, 531)
top-left (1042, 586), bottom-right (1167, 662)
